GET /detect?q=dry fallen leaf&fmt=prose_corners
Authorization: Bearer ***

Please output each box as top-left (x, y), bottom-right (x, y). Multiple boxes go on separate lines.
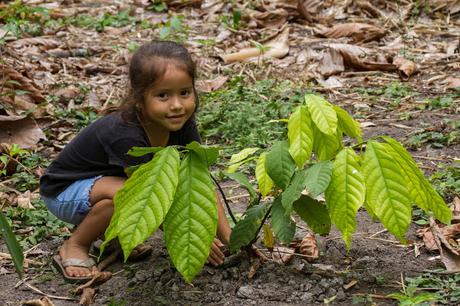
top-left (297, 0), bottom-right (323, 22)
top-left (220, 27), bottom-right (290, 63)
top-left (318, 47), bottom-right (344, 77)
top-left (17, 191), bottom-right (34, 209)
top-left (248, 9), bottom-right (289, 29)
top-left (0, 64), bottom-right (45, 103)
top-left (319, 23), bottom-right (386, 42)
top-left (196, 76), bottom-right (228, 93)
top-left (393, 56), bottom-right (417, 79)
top-left (21, 296), bottom-right (55, 306)
top-left (53, 87), bottom-right (80, 103)
top-left (0, 116), bottom-right (46, 149)
top-left (298, 233), bottom-right (319, 262)
top-left (257, 246), bottom-right (295, 264)
top-left (9, 37), bottom-right (61, 50)
top-left (318, 44), bottom-right (397, 77)
top-left (430, 218), bottom-right (460, 272)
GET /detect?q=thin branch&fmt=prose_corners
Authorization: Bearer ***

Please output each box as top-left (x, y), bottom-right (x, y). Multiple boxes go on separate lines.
top-left (211, 175), bottom-right (237, 224)
top-left (24, 282), bottom-right (77, 301)
top-left (250, 204), bottom-right (272, 246)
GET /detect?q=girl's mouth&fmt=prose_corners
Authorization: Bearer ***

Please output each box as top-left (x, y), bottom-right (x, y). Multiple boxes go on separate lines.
top-left (167, 114), bottom-right (186, 123)
top-left (167, 114), bottom-right (185, 119)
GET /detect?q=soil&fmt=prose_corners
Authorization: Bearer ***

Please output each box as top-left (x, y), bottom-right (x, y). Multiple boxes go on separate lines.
top-left (0, 196), bottom-right (443, 306)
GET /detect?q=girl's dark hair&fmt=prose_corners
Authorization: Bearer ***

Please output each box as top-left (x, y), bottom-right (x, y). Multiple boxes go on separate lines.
top-left (111, 41), bottom-right (198, 123)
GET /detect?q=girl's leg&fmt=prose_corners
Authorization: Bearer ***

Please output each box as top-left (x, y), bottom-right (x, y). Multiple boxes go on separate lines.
top-left (59, 176), bottom-right (125, 277)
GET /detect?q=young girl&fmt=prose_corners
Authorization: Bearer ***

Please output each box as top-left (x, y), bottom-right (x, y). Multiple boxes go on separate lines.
top-left (40, 41), bottom-right (232, 282)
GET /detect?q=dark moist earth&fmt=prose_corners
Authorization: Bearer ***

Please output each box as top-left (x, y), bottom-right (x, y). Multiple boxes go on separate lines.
top-left (0, 206), bottom-right (442, 306)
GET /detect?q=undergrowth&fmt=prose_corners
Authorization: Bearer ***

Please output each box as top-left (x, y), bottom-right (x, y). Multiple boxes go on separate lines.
top-left (5, 199), bottom-right (69, 249)
top-left (390, 273), bottom-right (460, 305)
top-left (198, 77), bottom-right (303, 156)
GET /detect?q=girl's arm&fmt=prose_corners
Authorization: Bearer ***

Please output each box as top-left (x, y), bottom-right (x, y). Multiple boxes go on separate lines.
top-left (216, 192), bottom-right (232, 245)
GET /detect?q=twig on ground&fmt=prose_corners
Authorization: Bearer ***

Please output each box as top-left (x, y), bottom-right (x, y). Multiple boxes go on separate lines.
top-left (412, 155), bottom-right (453, 161)
top-left (24, 282), bottom-right (77, 301)
top-left (352, 293), bottom-right (396, 300)
top-left (0, 252), bottom-right (43, 266)
top-left (368, 229), bottom-right (388, 238)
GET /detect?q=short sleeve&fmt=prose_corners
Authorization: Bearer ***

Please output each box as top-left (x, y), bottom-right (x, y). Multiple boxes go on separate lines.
top-left (107, 138), bottom-right (152, 168)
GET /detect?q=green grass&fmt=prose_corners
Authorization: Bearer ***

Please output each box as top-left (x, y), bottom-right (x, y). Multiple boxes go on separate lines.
top-left (5, 199), bottom-right (70, 249)
top-left (0, 1), bottom-right (141, 38)
top-left (406, 119), bottom-right (460, 149)
top-left (197, 77), bottom-right (303, 156)
top-left (389, 273), bottom-right (460, 305)
top-left (430, 162), bottom-right (460, 201)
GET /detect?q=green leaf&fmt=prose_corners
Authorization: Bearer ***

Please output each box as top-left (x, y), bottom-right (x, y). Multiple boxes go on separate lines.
top-left (256, 152), bottom-right (274, 198)
top-left (124, 165), bottom-right (141, 177)
top-left (106, 147), bottom-right (180, 260)
top-left (271, 197), bottom-right (296, 244)
top-left (312, 125), bottom-right (341, 161)
top-left (325, 148), bottom-right (365, 249)
top-left (186, 141), bottom-right (219, 167)
top-left (333, 105), bottom-right (363, 142)
top-left (164, 151), bottom-right (218, 282)
top-left (382, 136), bottom-right (451, 224)
top-left (305, 94), bottom-right (337, 136)
top-left (304, 161), bottom-right (333, 198)
top-left (127, 146), bottom-right (164, 157)
top-left (288, 105), bottom-right (313, 168)
top-left (266, 141), bottom-right (296, 190)
top-left (281, 168), bottom-right (309, 214)
top-left (293, 195), bottom-right (331, 235)
top-left (0, 213), bottom-right (23, 278)
top-left (225, 172), bottom-right (257, 203)
top-left (362, 140), bottom-right (412, 240)
top-left (227, 147), bottom-right (259, 173)
top-left (229, 204), bottom-right (270, 252)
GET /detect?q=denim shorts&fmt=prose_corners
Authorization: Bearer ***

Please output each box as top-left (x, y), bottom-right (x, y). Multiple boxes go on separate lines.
top-left (42, 176), bottom-right (102, 225)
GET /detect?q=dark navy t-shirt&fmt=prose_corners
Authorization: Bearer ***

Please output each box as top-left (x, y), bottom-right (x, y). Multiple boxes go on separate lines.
top-left (40, 111), bottom-right (201, 197)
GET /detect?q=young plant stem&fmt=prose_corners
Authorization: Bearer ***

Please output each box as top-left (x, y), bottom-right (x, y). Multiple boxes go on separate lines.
top-left (249, 204), bottom-right (272, 246)
top-left (211, 175), bottom-right (237, 224)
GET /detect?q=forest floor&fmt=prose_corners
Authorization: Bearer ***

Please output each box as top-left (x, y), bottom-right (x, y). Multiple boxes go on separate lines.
top-left (1, 0), bottom-right (459, 305)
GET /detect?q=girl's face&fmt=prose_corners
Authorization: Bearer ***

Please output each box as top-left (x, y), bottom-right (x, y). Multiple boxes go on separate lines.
top-left (142, 63), bottom-right (196, 133)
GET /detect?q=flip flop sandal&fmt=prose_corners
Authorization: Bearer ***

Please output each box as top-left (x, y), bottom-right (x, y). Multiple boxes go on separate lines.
top-left (52, 255), bottom-right (96, 284)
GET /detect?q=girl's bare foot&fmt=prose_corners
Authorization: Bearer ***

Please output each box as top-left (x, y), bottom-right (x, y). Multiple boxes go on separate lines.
top-left (59, 239), bottom-right (97, 277)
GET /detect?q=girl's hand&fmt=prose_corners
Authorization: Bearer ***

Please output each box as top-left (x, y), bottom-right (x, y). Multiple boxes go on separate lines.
top-left (207, 238), bottom-right (226, 266)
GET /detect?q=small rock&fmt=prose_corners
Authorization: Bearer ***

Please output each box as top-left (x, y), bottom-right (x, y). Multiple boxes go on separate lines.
top-left (171, 283), bottom-right (179, 292)
top-left (327, 288), bottom-right (337, 296)
top-left (300, 292), bottom-right (314, 301)
top-left (135, 270), bottom-right (149, 282)
top-left (49, 287), bottom-right (56, 293)
top-left (336, 288), bottom-right (346, 301)
top-left (319, 278), bottom-right (330, 289)
top-left (237, 285), bottom-right (255, 299)
top-left (353, 103), bottom-right (371, 112)
top-left (288, 279), bottom-right (296, 286)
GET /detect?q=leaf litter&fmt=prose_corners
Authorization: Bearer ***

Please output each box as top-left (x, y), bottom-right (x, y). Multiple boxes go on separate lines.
top-left (0, 0), bottom-right (459, 304)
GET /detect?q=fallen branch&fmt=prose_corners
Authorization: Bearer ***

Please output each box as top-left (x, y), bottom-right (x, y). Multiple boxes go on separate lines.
top-left (24, 283), bottom-right (77, 301)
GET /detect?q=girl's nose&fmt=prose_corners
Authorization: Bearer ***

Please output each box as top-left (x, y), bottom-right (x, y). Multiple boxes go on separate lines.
top-left (170, 96), bottom-right (183, 110)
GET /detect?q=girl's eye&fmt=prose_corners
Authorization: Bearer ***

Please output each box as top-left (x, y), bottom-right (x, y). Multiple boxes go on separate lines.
top-left (180, 89), bottom-right (191, 97)
top-left (157, 93), bottom-right (168, 99)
